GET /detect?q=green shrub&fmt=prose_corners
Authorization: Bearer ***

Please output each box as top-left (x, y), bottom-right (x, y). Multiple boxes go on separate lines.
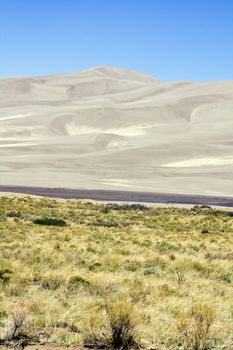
top-left (123, 260), bottom-right (141, 272)
top-left (68, 275), bottom-right (90, 288)
top-left (201, 228), bottom-right (209, 234)
top-left (105, 204), bottom-right (148, 212)
top-left (6, 211), bottom-right (21, 218)
top-left (88, 262), bottom-right (102, 272)
top-left (156, 241), bottom-right (179, 252)
top-left (0, 266), bottom-right (13, 283)
top-left (143, 266), bottom-right (157, 276)
top-left (33, 217), bottom-right (67, 226)
top-left (90, 220), bottom-right (124, 228)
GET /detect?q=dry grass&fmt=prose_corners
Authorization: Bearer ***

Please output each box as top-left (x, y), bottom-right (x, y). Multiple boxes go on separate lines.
top-left (83, 298), bottom-right (140, 349)
top-left (0, 197), bottom-right (233, 349)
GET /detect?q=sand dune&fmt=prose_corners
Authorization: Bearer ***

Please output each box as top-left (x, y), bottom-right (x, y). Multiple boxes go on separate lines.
top-left (0, 66), bottom-right (233, 195)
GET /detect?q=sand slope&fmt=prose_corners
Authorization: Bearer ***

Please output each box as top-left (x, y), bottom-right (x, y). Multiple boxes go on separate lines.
top-left (0, 66), bottom-right (233, 195)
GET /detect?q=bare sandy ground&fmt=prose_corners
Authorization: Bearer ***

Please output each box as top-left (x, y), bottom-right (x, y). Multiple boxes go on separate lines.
top-left (0, 66), bottom-right (233, 196)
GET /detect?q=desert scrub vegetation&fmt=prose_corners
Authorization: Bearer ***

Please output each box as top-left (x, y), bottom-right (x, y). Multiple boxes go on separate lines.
top-left (33, 217), bottom-right (67, 226)
top-left (0, 196), bottom-right (233, 348)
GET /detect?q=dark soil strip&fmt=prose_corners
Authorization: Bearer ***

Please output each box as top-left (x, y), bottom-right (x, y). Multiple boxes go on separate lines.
top-left (0, 185), bottom-right (233, 207)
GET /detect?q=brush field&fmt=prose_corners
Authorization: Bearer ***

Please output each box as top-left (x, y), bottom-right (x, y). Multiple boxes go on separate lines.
top-left (1, 196), bottom-right (233, 349)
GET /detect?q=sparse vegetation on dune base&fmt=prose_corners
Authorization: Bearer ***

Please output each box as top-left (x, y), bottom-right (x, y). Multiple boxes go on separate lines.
top-left (0, 197), bottom-right (233, 349)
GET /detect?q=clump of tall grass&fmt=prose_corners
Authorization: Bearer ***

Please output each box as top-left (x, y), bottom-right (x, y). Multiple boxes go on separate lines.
top-left (177, 303), bottom-right (215, 350)
top-left (84, 298), bottom-right (140, 349)
top-left (32, 273), bottom-right (65, 290)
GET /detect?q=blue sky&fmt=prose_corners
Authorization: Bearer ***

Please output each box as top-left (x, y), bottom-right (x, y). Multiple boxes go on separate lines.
top-left (0, 0), bottom-right (232, 81)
